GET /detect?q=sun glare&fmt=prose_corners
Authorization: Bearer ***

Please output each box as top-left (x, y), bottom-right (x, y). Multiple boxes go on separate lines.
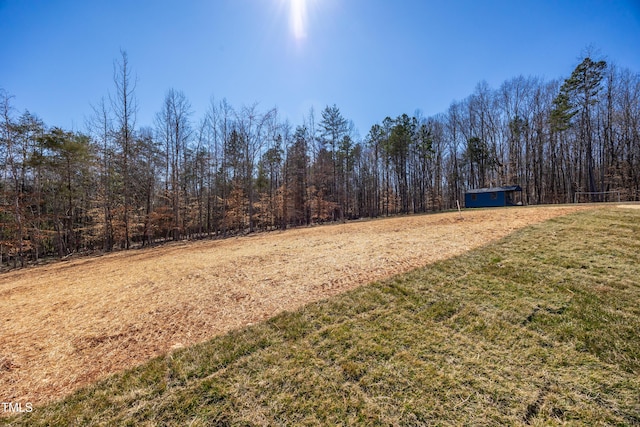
top-left (289, 0), bottom-right (308, 40)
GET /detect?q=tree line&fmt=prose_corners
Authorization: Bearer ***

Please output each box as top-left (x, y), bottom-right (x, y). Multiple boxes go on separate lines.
top-left (1, 51), bottom-right (639, 267)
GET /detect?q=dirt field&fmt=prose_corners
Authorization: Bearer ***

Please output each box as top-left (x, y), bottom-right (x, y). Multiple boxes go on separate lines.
top-left (0, 205), bottom-right (589, 408)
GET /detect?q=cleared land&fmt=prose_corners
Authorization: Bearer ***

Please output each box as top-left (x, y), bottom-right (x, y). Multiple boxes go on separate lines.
top-left (1, 206), bottom-right (587, 408)
top-left (5, 206), bottom-right (640, 426)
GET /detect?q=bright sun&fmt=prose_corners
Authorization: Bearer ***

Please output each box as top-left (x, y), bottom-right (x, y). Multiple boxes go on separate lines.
top-left (289, 0), bottom-right (308, 40)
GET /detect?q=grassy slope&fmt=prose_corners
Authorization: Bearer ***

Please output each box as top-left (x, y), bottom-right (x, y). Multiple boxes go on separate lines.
top-left (5, 208), bottom-right (640, 426)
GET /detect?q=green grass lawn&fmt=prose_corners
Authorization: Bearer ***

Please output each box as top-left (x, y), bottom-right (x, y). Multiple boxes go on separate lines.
top-left (5, 207), bottom-right (640, 426)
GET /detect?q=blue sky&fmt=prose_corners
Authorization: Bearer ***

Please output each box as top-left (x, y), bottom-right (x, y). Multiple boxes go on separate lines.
top-left (1, 0), bottom-right (639, 136)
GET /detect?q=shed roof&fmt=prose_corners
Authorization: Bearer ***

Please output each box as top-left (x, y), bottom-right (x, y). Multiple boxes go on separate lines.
top-left (465, 185), bottom-right (522, 194)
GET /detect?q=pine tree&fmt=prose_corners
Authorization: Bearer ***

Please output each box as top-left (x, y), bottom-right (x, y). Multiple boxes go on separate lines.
top-left (553, 57), bottom-right (607, 197)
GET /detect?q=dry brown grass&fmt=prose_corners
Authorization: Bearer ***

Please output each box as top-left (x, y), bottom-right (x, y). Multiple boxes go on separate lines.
top-left (0, 205), bottom-right (587, 408)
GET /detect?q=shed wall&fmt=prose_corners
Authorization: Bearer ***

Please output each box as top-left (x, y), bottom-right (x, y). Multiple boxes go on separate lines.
top-left (465, 191), bottom-right (506, 208)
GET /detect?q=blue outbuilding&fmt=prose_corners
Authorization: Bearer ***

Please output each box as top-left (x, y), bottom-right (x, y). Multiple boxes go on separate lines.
top-left (464, 185), bottom-right (522, 208)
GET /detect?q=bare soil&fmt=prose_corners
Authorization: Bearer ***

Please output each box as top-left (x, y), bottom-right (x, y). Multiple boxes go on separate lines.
top-left (0, 206), bottom-right (588, 407)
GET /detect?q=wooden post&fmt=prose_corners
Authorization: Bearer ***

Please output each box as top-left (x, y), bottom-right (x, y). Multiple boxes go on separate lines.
top-left (456, 200), bottom-right (463, 220)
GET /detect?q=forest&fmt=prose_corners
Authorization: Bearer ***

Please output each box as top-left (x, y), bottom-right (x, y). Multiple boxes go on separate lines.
top-left (1, 52), bottom-right (639, 267)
